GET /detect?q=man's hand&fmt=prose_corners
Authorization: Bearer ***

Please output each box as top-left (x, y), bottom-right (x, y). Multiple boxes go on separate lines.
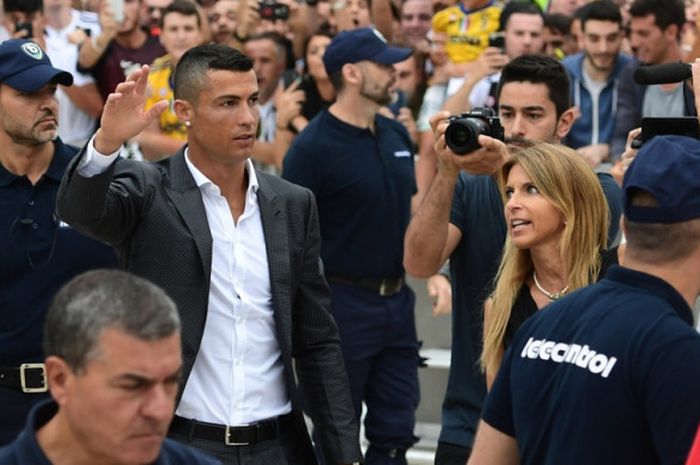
top-left (274, 78), bottom-right (305, 130)
top-left (473, 47), bottom-right (509, 80)
top-left (576, 143), bottom-right (609, 168)
top-left (430, 111), bottom-right (508, 178)
top-left (427, 274), bottom-right (452, 316)
top-left (612, 127), bottom-right (641, 185)
top-left (235, 0), bottom-right (261, 40)
top-left (98, 0), bottom-right (119, 42)
top-left (95, 65), bottom-right (168, 154)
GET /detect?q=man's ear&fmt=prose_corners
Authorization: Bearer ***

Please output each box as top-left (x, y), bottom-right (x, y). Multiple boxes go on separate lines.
top-left (664, 24), bottom-right (679, 44)
top-left (45, 356), bottom-right (72, 407)
top-left (556, 107), bottom-right (577, 140)
top-left (341, 63), bottom-right (362, 87)
top-left (173, 99), bottom-right (193, 126)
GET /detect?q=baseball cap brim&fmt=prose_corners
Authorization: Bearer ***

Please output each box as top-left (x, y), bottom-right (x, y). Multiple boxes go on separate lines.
top-left (4, 65), bottom-right (73, 92)
top-left (371, 46), bottom-right (413, 66)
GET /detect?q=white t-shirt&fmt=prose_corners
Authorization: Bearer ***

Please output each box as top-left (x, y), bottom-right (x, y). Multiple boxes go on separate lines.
top-left (44, 9), bottom-right (101, 147)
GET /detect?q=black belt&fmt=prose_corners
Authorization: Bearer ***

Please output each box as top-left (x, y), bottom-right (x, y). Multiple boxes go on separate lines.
top-left (0, 364), bottom-right (48, 393)
top-left (170, 412), bottom-right (294, 446)
top-left (327, 275), bottom-right (405, 296)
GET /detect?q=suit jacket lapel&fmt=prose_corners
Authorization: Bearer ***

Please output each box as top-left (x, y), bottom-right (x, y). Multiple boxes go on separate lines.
top-left (257, 173), bottom-right (293, 354)
top-left (163, 149), bottom-right (213, 280)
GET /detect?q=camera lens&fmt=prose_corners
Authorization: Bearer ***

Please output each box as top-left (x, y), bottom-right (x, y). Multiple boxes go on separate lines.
top-left (445, 118), bottom-right (489, 155)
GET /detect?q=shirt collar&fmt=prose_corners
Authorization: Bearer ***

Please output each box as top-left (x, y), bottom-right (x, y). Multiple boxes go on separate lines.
top-left (605, 265), bottom-right (694, 325)
top-left (12, 399), bottom-right (57, 465)
top-left (183, 148), bottom-right (259, 200)
top-left (0, 139), bottom-right (69, 187)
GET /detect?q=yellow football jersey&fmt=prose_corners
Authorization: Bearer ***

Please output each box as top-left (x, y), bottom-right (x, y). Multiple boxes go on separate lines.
top-left (432, 2), bottom-right (501, 64)
top-left (145, 55), bottom-right (187, 141)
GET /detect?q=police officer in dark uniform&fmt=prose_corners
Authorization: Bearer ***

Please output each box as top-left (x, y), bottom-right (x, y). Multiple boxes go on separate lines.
top-left (468, 135), bottom-right (700, 465)
top-left (0, 39), bottom-right (116, 444)
top-left (283, 28), bottom-right (418, 465)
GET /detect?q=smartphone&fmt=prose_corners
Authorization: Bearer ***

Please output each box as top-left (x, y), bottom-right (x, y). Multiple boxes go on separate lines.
top-left (488, 32), bottom-right (505, 51)
top-left (259, 0), bottom-right (290, 21)
top-left (388, 90), bottom-right (406, 116)
top-left (282, 70), bottom-right (301, 89)
top-left (109, 0), bottom-right (125, 24)
top-left (640, 117), bottom-right (700, 144)
top-left (14, 21), bottom-right (33, 38)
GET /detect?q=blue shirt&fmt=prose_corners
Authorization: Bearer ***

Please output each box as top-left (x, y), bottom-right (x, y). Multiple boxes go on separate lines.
top-left (0, 140), bottom-right (117, 365)
top-left (0, 400), bottom-right (221, 464)
top-left (439, 171), bottom-right (622, 447)
top-left (483, 266), bottom-right (700, 465)
top-left (283, 109), bottom-right (415, 279)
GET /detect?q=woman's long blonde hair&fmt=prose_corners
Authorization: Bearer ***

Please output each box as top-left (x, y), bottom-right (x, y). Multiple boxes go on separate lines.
top-left (481, 143), bottom-right (609, 375)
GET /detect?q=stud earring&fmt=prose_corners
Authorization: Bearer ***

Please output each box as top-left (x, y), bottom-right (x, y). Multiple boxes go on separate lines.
top-left (185, 121), bottom-right (191, 127)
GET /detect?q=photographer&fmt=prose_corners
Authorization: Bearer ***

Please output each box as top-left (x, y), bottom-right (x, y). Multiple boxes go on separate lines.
top-left (283, 28), bottom-right (418, 465)
top-left (403, 54), bottom-right (622, 465)
top-left (2, 0), bottom-right (47, 50)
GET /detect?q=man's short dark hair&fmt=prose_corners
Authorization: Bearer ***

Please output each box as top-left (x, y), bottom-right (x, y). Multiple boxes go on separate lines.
top-left (499, 1), bottom-right (544, 32)
top-left (244, 31), bottom-right (291, 67)
top-left (497, 54), bottom-right (571, 119)
top-left (174, 43), bottom-right (254, 104)
top-left (544, 13), bottom-right (573, 35)
top-left (44, 270), bottom-right (180, 373)
top-left (629, 0), bottom-right (685, 33)
top-left (579, 0), bottom-right (623, 30)
top-left (160, 0), bottom-right (201, 29)
top-left (4, 0), bottom-right (42, 13)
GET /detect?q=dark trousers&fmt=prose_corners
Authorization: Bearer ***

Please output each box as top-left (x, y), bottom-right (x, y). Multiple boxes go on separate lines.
top-left (169, 421), bottom-right (316, 465)
top-left (0, 388), bottom-right (49, 446)
top-left (434, 441), bottom-right (472, 465)
top-left (328, 283), bottom-right (420, 465)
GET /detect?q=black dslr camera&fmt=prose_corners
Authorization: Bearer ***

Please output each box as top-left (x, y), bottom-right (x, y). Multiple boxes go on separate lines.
top-left (445, 107), bottom-right (504, 155)
top-left (259, 0), bottom-right (290, 21)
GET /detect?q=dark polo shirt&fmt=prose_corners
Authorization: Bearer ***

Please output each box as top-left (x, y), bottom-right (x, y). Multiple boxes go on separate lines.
top-left (484, 266), bottom-right (700, 465)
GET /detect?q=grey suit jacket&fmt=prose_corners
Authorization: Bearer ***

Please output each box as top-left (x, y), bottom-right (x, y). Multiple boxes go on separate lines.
top-left (56, 147), bottom-right (361, 465)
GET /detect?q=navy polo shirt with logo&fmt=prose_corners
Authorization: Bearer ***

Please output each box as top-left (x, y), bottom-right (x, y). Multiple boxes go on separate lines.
top-left (0, 139), bottom-right (117, 366)
top-left (483, 266), bottom-right (700, 465)
top-left (283, 108), bottom-right (415, 279)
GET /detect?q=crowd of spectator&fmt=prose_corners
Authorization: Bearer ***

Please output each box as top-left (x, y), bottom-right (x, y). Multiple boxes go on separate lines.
top-left (4, 0), bottom-right (700, 464)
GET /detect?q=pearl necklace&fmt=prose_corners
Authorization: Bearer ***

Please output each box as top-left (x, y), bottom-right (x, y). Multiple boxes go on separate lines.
top-left (533, 272), bottom-right (569, 302)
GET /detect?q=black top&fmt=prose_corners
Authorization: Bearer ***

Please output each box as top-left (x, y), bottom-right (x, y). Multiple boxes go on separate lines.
top-left (300, 75), bottom-right (333, 122)
top-left (502, 247), bottom-right (620, 349)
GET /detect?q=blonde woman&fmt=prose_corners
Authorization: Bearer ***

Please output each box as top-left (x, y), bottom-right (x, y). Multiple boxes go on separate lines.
top-left (481, 143), bottom-right (612, 388)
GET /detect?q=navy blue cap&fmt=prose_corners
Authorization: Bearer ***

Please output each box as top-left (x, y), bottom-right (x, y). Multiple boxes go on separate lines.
top-left (323, 28), bottom-right (412, 75)
top-left (0, 39), bottom-right (72, 92)
top-left (623, 135), bottom-right (700, 223)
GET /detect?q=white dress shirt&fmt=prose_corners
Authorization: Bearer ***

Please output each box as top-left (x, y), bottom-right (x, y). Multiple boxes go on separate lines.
top-left (78, 140), bottom-right (291, 425)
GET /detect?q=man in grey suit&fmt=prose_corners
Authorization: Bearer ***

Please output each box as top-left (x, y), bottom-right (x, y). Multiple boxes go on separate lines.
top-left (56, 43), bottom-right (361, 465)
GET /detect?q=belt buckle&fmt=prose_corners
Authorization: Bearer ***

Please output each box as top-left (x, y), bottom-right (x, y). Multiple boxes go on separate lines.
top-left (20, 363), bottom-right (47, 393)
top-left (225, 424), bottom-right (250, 446)
top-left (379, 280), bottom-right (389, 296)
top-left (379, 278), bottom-right (401, 296)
